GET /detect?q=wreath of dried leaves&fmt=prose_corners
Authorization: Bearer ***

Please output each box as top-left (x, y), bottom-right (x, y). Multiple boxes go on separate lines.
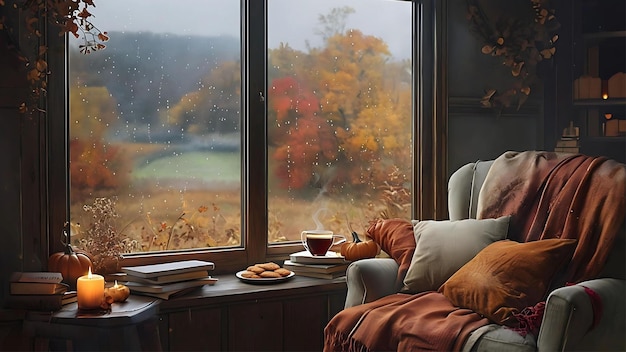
top-left (0, 0), bottom-right (108, 114)
top-left (466, 0), bottom-right (560, 112)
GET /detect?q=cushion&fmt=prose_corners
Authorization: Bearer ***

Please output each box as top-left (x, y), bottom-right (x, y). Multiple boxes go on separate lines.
top-left (402, 216), bottom-right (510, 293)
top-left (439, 238), bottom-right (577, 327)
top-left (366, 218), bottom-right (416, 288)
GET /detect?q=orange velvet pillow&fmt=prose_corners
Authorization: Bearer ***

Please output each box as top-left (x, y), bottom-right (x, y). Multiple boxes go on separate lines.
top-left (439, 238), bottom-right (577, 327)
top-left (367, 218), bottom-right (416, 289)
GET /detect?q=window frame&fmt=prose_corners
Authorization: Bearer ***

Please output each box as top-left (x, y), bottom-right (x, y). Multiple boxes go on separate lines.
top-left (45, 0), bottom-right (446, 274)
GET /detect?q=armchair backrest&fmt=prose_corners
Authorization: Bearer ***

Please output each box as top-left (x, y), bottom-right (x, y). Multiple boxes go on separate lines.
top-left (448, 160), bottom-right (493, 221)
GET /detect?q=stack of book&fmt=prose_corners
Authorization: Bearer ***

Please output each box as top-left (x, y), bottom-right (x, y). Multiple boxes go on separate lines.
top-left (122, 260), bottom-right (218, 299)
top-left (283, 251), bottom-right (350, 279)
top-left (555, 121), bottom-right (580, 153)
top-left (5, 272), bottom-right (76, 311)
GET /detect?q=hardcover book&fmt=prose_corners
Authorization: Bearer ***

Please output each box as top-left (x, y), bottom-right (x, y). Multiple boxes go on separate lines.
top-left (10, 272), bottom-right (63, 284)
top-left (10, 282), bottom-right (69, 295)
top-left (5, 291), bottom-right (77, 311)
top-left (121, 260), bottom-right (215, 278)
top-left (126, 277), bottom-right (218, 294)
top-left (288, 251), bottom-right (349, 265)
top-left (126, 270), bottom-right (211, 285)
top-left (126, 277), bottom-right (218, 300)
top-left (283, 260), bottom-right (349, 274)
top-left (287, 270), bottom-right (346, 280)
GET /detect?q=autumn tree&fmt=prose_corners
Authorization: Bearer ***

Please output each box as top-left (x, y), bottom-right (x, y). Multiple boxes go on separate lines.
top-left (69, 86), bottom-right (130, 199)
top-left (164, 61), bottom-right (241, 135)
top-left (267, 8), bottom-right (412, 200)
top-left (268, 76), bottom-right (338, 189)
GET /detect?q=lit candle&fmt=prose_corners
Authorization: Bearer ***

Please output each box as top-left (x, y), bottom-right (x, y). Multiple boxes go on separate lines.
top-left (104, 280), bottom-right (130, 302)
top-left (77, 267), bottom-right (104, 310)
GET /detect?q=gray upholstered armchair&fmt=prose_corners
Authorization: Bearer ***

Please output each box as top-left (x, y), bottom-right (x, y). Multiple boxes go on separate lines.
top-left (342, 155), bottom-right (626, 351)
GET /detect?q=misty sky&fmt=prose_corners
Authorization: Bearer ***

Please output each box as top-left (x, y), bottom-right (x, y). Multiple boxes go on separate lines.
top-left (89, 0), bottom-right (412, 59)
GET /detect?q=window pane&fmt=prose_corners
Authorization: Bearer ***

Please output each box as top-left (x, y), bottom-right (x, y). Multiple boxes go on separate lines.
top-left (68, 0), bottom-right (242, 265)
top-left (267, 0), bottom-right (413, 243)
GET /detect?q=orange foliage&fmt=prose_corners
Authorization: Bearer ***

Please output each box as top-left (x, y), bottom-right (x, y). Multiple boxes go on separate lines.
top-left (268, 27), bottom-right (412, 198)
top-left (69, 139), bottom-right (128, 197)
top-left (269, 77), bottom-right (338, 189)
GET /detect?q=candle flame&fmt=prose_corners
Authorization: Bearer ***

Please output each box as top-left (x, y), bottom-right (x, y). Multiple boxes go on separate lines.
top-left (88, 267), bottom-right (93, 279)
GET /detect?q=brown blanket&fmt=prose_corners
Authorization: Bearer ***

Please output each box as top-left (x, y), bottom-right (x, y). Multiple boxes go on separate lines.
top-left (324, 292), bottom-right (489, 352)
top-left (477, 151), bottom-right (626, 283)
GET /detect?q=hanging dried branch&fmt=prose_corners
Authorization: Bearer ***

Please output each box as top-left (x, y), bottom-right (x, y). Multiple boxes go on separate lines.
top-left (0, 0), bottom-right (108, 113)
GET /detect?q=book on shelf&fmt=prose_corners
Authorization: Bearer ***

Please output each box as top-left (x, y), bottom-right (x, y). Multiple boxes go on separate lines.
top-left (289, 251), bottom-right (349, 265)
top-left (5, 291), bottom-right (77, 311)
top-left (554, 146), bottom-right (580, 153)
top-left (121, 260), bottom-right (215, 279)
top-left (283, 260), bottom-right (349, 274)
top-left (10, 272), bottom-right (63, 284)
top-left (126, 277), bottom-right (218, 300)
top-left (10, 282), bottom-right (69, 295)
top-left (290, 270), bottom-right (346, 280)
top-left (125, 270), bottom-right (211, 285)
top-left (555, 139), bottom-right (579, 148)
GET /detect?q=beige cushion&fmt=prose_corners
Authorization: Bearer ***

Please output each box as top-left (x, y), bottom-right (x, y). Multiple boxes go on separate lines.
top-left (439, 239), bottom-right (577, 327)
top-left (402, 216), bottom-right (510, 293)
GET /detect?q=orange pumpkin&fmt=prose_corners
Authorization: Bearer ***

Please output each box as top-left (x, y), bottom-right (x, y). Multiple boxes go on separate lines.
top-left (341, 231), bottom-right (380, 261)
top-left (48, 243), bottom-right (92, 290)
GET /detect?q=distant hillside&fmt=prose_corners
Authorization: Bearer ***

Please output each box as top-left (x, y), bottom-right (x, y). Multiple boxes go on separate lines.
top-left (70, 31), bottom-right (240, 127)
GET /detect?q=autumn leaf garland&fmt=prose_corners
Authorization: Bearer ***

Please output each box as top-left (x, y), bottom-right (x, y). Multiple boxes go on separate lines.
top-left (467, 0), bottom-right (560, 112)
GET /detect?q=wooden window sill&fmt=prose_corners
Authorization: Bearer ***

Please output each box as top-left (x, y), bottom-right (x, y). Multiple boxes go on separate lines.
top-left (159, 274), bottom-right (347, 311)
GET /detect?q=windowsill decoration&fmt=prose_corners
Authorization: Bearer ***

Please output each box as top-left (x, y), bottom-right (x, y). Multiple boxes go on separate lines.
top-left (0, 0), bottom-right (108, 113)
top-left (74, 197), bottom-right (134, 275)
top-left (466, 0), bottom-right (560, 112)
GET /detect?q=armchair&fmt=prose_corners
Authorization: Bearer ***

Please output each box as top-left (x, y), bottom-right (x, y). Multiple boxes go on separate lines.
top-left (335, 152), bottom-right (625, 351)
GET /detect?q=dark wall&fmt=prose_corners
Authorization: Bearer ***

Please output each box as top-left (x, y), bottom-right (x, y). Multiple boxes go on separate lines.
top-left (0, 4), bottom-right (47, 307)
top-left (446, 0), bottom-right (547, 176)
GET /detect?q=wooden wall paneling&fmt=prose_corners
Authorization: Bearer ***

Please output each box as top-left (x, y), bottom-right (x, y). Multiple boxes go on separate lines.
top-left (283, 296), bottom-right (326, 351)
top-left (167, 307), bottom-right (223, 351)
top-left (328, 290), bottom-right (347, 318)
top-left (228, 300), bottom-right (283, 351)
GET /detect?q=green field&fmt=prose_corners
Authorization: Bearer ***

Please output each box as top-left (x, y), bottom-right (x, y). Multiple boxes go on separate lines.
top-left (133, 151), bottom-right (241, 184)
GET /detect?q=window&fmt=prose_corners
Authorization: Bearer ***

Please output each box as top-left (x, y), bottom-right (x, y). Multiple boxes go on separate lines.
top-left (266, 0), bottom-right (413, 242)
top-left (60, 0), bottom-right (421, 272)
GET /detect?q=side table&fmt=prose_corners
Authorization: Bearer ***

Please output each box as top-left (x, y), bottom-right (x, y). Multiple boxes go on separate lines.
top-left (22, 295), bottom-right (161, 351)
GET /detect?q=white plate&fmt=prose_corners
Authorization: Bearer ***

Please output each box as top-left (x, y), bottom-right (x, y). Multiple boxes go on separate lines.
top-left (235, 270), bottom-right (295, 284)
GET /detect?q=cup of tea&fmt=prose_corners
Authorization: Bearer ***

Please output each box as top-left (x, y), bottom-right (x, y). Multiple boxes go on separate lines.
top-left (301, 230), bottom-right (346, 256)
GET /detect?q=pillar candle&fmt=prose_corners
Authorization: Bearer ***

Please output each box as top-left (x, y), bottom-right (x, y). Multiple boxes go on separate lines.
top-left (77, 267), bottom-right (105, 309)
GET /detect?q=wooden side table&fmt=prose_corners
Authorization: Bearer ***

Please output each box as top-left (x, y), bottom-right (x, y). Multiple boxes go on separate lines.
top-left (22, 295), bottom-right (161, 351)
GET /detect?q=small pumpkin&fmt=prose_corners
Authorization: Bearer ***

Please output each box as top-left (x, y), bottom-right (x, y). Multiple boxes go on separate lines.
top-left (340, 231), bottom-right (380, 261)
top-left (48, 231), bottom-right (92, 289)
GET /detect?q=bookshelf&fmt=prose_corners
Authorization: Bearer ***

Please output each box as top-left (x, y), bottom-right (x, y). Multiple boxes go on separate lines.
top-left (569, 0), bottom-right (626, 162)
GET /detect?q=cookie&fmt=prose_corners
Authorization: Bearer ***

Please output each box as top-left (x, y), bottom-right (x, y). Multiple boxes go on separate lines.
top-left (259, 270), bottom-right (282, 278)
top-left (274, 268), bottom-right (292, 277)
top-left (240, 270), bottom-right (261, 278)
top-left (257, 262), bottom-right (280, 271)
top-left (246, 265), bottom-right (265, 274)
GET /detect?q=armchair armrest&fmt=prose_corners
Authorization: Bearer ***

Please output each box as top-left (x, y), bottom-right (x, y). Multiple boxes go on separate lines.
top-left (537, 278), bottom-right (625, 352)
top-left (344, 258), bottom-right (399, 309)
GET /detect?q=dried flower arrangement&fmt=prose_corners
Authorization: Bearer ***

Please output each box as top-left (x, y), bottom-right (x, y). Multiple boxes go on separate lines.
top-left (75, 197), bottom-right (133, 274)
top-left (0, 0), bottom-right (108, 113)
top-left (149, 204), bottom-right (239, 251)
top-left (466, 0), bottom-right (560, 112)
